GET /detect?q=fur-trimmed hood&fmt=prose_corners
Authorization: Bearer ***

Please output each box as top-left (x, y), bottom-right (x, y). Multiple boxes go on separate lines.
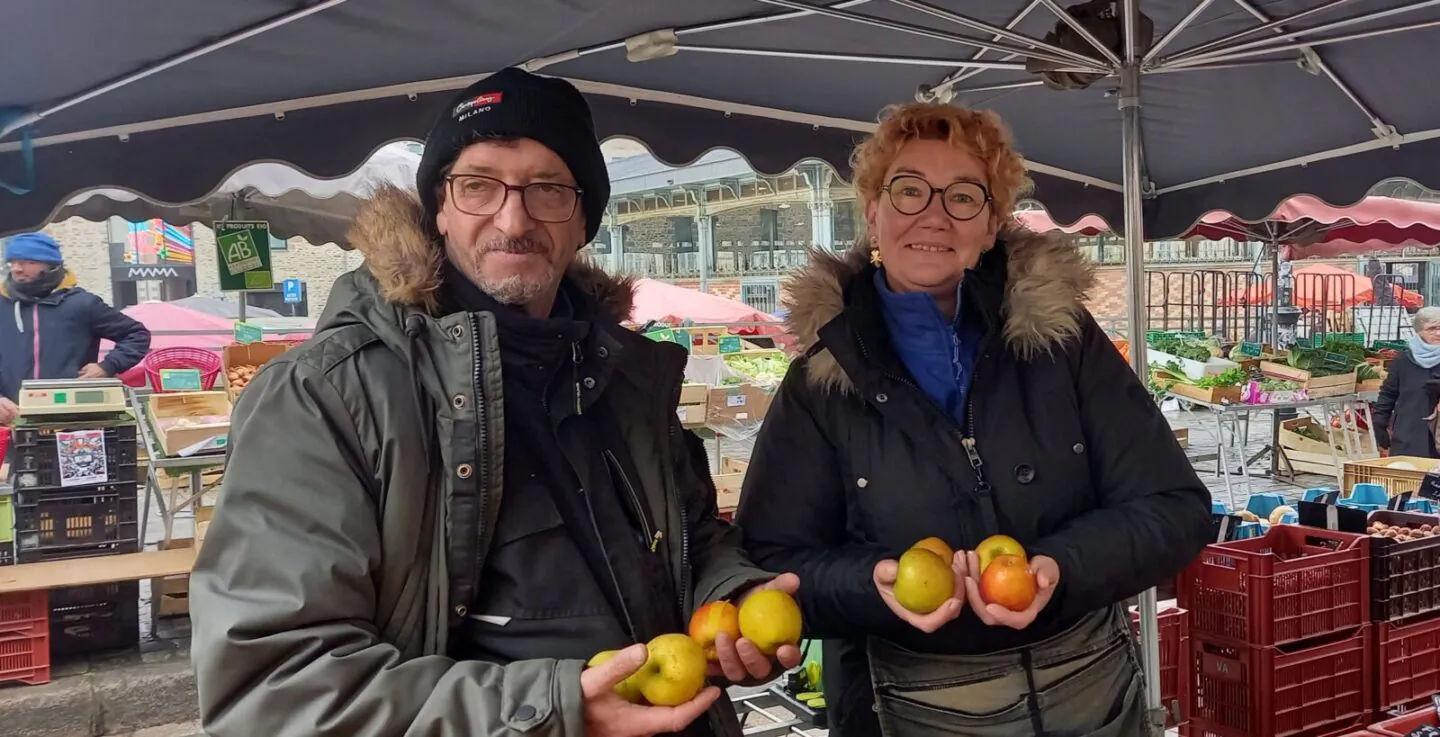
top-left (342, 184), bottom-right (637, 321)
top-left (784, 227), bottom-right (1095, 392)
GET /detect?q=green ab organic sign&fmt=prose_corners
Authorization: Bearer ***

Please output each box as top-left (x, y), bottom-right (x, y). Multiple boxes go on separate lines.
top-left (215, 220), bottom-right (275, 292)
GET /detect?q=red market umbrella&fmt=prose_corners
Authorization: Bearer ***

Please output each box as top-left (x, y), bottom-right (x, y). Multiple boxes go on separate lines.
top-left (1018, 196), bottom-right (1440, 261)
top-left (1013, 210), bottom-right (1112, 236)
top-left (1185, 196), bottom-right (1440, 259)
top-left (1219, 263), bottom-right (1423, 309)
top-left (102, 301), bottom-right (309, 385)
top-left (629, 279), bottom-right (783, 336)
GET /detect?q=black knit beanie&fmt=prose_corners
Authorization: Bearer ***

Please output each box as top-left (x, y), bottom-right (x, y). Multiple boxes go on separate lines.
top-left (416, 68), bottom-right (610, 244)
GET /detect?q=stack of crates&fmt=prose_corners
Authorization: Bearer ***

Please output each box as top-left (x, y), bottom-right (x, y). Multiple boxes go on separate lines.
top-left (1179, 525), bottom-right (1374, 737)
top-left (1130, 604), bottom-right (1189, 729)
top-left (0, 485), bottom-right (12, 565)
top-left (1365, 510), bottom-right (1440, 721)
top-left (8, 418), bottom-right (141, 657)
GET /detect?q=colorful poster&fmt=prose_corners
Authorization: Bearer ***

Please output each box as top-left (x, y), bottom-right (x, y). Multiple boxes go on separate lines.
top-left (126, 219), bottom-right (195, 265)
top-left (55, 429), bottom-right (108, 487)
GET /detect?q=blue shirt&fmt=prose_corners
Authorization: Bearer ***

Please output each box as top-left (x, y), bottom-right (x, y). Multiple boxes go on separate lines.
top-left (873, 268), bottom-right (983, 425)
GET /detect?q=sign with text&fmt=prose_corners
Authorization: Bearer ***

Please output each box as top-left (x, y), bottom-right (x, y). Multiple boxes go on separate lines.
top-left (214, 221), bottom-right (274, 292)
top-left (1238, 342), bottom-right (1263, 357)
top-left (282, 278), bottom-right (303, 304)
top-left (717, 336), bottom-right (744, 354)
top-left (158, 368), bottom-right (203, 392)
top-left (233, 321), bottom-right (264, 345)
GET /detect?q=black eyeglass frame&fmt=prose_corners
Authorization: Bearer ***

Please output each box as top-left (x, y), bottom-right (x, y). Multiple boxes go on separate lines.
top-left (880, 175), bottom-right (994, 222)
top-left (443, 174), bottom-right (585, 223)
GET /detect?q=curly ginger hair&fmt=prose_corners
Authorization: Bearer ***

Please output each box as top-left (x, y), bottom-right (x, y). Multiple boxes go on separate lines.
top-left (850, 102), bottom-right (1033, 223)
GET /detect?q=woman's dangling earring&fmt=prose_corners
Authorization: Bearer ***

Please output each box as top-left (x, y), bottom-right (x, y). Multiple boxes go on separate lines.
top-left (870, 248), bottom-right (883, 265)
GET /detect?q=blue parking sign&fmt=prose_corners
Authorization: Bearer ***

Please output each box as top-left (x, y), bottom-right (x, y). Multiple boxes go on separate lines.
top-left (282, 278), bottom-right (302, 304)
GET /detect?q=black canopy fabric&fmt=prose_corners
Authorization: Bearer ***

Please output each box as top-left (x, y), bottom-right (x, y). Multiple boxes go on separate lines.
top-left (3, 0), bottom-right (1439, 239)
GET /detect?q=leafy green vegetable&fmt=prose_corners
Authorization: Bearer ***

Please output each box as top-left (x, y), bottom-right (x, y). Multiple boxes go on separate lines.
top-left (1195, 368), bottom-right (1247, 388)
top-left (1149, 335), bottom-right (1213, 362)
top-left (723, 353), bottom-right (791, 383)
top-left (1355, 363), bottom-right (1382, 381)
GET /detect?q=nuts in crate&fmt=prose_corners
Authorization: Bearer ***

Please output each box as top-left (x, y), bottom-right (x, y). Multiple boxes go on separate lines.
top-left (226, 364), bottom-right (258, 393)
top-left (1369, 520), bottom-right (1437, 540)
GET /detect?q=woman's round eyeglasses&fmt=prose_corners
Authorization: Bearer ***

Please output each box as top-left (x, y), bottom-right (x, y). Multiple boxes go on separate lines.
top-left (445, 174), bottom-right (583, 223)
top-left (882, 175), bottom-right (992, 221)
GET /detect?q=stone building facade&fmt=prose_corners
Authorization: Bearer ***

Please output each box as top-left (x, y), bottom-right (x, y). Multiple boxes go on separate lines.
top-left (39, 217), bottom-right (362, 316)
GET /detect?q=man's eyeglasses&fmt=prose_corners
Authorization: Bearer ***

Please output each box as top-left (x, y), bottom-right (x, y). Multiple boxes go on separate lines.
top-left (444, 174), bottom-right (583, 223)
top-left (881, 175), bottom-right (992, 221)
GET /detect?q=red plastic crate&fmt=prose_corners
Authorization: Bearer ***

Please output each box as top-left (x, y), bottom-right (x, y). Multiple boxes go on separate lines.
top-left (1375, 615), bottom-right (1440, 714)
top-left (1185, 626), bottom-right (1373, 737)
top-left (1180, 525), bottom-right (1370, 647)
top-left (0, 590), bottom-right (50, 686)
top-left (1368, 707), bottom-right (1439, 736)
top-left (1131, 605), bottom-right (1189, 728)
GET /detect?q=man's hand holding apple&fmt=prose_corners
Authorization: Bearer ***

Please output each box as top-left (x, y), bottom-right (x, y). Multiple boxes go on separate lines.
top-left (705, 573), bottom-right (804, 684)
top-left (581, 643), bottom-right (722, 737)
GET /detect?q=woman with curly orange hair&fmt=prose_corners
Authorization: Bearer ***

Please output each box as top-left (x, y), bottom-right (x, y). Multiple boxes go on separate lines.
top-left (734, 103), bottom-right (1211, 736)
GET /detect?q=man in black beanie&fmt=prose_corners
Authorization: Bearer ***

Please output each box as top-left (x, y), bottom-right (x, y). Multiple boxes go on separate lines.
top-left (191, 67), bottom-right (801, 737)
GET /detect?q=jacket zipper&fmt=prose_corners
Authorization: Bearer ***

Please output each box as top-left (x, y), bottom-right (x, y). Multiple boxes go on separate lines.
top-left (571, 342), bottom-right (584, 416)
top-left (31, 304), bottom-right (40, 379)
top-left (468, 314), bottom-right (491, 613)
top-left (854, 328), bottom-right (1000, 532)
top-left (669, 416), bottom-right (691, 618)
top-left (579, 479), bottom-right (640, 638)
top-left (605, 449), bottom-right (664, 553)
top-left (564, 339), bottom-right (639, 636)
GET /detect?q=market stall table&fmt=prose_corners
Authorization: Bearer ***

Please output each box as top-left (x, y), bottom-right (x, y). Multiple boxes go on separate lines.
top-left (134, 392), bottom-right (228, 549)
top-left (1170, 392), bottom-right (1378, 509)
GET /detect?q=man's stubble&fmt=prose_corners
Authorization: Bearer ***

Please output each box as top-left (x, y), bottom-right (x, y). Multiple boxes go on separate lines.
top-left (446, 234), bottom-right (558, 307)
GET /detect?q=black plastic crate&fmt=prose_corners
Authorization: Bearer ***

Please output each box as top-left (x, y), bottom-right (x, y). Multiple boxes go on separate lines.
top-left (1368, 510), bottom-right (1440, 623)
top-left (13, 483), bottom-right (140, 563)
top-left (0, 541), bottom-right (12, 566)
top-left (8, 423), bottom-right (137, 492)
top-left (49, 581), bottom-right (140, 657)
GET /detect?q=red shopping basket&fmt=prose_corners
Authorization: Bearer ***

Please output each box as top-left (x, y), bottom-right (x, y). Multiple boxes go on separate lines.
top-left (140, 347), bottom-right (223, 391)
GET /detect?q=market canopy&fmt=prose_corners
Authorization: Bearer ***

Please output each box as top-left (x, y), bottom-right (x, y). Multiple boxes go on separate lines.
top-left (4, 1), bottom-right (1439, 240)
top-left (54, 143), bottom-right (421, 247)
top-left (1017, 195), bottom-right (1440, 259)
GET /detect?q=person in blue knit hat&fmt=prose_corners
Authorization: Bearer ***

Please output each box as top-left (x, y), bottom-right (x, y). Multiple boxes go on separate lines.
top-left (0, 232), bottom-right (151, 424)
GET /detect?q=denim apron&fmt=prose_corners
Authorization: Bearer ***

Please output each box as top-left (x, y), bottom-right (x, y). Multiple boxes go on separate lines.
top-left (867, 605), bottom-right (1147, 737)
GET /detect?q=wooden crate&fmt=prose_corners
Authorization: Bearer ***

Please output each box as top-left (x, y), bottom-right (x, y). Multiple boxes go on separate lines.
top-left (221, 342), bottom-right (291, 403)
top-left (713, 472), bottom-right (743, 514)
top-left (1169, 383), bottom-right (1242, 405)
top-left (1173, 427), bottom-right (1189, 449)
top-left (1281, 416), bottom-right (1378, 476)
top-left (1258, 361), bottom-right (1357, 398)
top-left (143, 391), bottom-right (231, 457)
top-left (155, 538), bottom-right (193, 618)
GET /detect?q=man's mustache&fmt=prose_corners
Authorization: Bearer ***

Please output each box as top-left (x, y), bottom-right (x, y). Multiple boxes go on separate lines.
top-left (480, 237), bottom-right (547, 255)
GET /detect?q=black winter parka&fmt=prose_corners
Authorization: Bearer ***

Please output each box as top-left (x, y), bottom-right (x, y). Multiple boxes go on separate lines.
top-left (735, 228), bottom-right (1212, 736)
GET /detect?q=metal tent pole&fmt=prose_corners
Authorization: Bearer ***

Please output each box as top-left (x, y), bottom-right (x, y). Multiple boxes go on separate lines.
top-left (1118, 0), bottom-right (1166, 734)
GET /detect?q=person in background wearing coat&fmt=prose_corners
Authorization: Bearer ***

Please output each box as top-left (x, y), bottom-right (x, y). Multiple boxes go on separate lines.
top-left (0, 232), bottom-right (151, 425)
top-left (735, 102), bottom-right (1213, 737)
top-left (1373, 307), bottom-right (1440, 457)
top-left (190, 68), bottom-right (799, 737)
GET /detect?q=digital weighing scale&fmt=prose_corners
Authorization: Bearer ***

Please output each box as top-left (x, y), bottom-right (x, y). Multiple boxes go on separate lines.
top-left (17, 378), bottom-right (130, 417)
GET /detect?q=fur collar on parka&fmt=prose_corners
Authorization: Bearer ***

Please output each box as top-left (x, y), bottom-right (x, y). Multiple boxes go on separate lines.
top-left (783, 227), bottom-right (1095, 394)
top-left (343, 184), bottom-right (639, 320)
